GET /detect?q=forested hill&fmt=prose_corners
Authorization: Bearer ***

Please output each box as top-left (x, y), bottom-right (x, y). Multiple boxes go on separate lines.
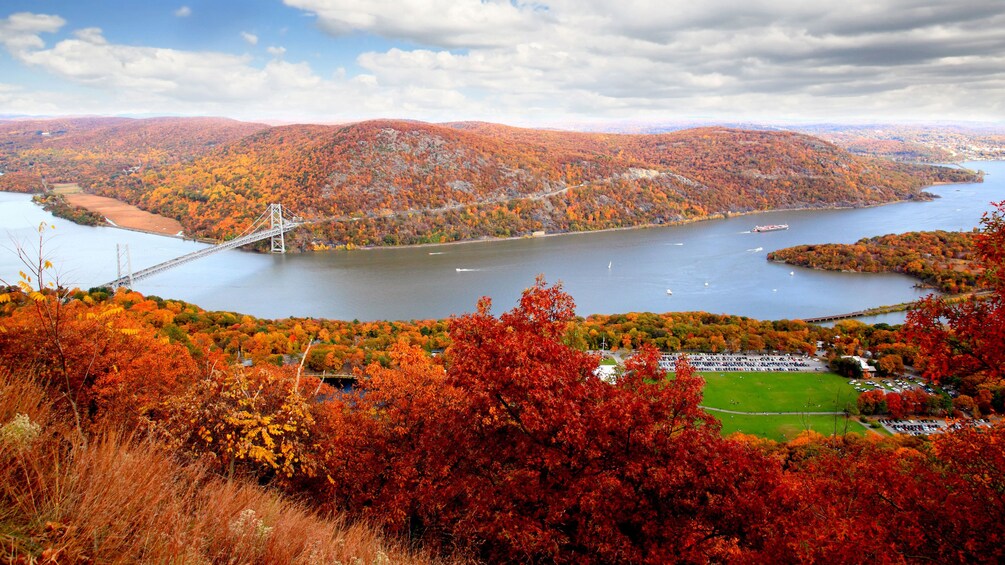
top-left (2, 117), bottom-right (980, 246)
top-left (0, 117), bottom-right (268, 192)
top-left (768, 230), bottom-right (981, 294)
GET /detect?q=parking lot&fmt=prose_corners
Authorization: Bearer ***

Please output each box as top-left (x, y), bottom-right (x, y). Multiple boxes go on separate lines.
top-left (659, 352), bottom-right (826, 373)
top-left (880, 418), bottom-right (992, 436)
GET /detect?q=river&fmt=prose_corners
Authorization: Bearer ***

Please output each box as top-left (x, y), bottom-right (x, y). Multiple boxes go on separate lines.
top-left (2, 161), bottom-right (1003, 321)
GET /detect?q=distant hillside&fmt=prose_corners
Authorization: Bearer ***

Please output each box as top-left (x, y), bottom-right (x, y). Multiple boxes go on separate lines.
top-left (798, 124), bottom-right (1005, 163)
top-left (0, 117), bottom-right (269, 192)
top-left (558, 121), bottom-right (1005, 164)
top-left (1, 118), bottom-right (981, 246)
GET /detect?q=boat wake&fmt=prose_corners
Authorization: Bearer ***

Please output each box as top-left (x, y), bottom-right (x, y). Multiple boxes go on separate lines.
top-left (428, 252), bottom-right (445, 255)
top-left (747, 247), bottom-right (764, 253)
top-left (455, 268), bottom-right (481, 272)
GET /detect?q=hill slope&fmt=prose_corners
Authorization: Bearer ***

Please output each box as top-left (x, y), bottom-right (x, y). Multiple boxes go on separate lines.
top-left (3, 118), bottom-right (980, 246)
top-left (0, 116), bottom-right (269, 191)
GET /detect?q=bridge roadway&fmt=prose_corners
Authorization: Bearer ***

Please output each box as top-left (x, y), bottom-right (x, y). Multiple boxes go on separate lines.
top-left (801, 310), bottom-right (872, 324)
top-left (105, 220), bottom-right (300, 288)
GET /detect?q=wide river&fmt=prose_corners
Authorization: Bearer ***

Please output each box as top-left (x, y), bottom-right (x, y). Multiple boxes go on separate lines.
top-left (2, 161), bottom-right (1004, 321)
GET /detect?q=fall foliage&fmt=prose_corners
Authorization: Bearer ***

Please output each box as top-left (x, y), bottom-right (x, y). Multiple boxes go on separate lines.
top-left (769, 230), bottom-right (982, 293)
top-left (904, 201), bottom-right (1005, 406)
top-left (313, 280), bottom-right (778, 562)
top-left (2, 117), bottom-right (980, 248)
top-left (3, 204), bottom-right (1005, 561)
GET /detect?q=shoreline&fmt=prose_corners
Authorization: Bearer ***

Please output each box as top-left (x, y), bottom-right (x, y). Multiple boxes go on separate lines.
top-left (350, 191), bottom-right (945, 253)
top-left (11, 176), bottom-right (973, 252)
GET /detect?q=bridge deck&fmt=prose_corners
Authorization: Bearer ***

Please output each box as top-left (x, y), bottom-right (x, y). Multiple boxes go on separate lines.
top-left (106, 221), bottom-right (300, 288)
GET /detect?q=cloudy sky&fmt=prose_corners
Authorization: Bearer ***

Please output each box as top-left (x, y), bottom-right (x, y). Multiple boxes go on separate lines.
top-left (1, 0), bottom-right (1003, 125)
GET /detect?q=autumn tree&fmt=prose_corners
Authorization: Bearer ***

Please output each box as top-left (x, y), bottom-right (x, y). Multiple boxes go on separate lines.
top-left (856, 389), bottom-right (887, 415)
top-left (876, 353), bottom-right (904, 377)
top-left (315, 278), bottom-right (779, 563)
top-left (905, 201), bottom-right (1005, 403)
top-left (755, 431), bottom-right (1005, 563)
top-left (885, 392), bottom-right (906, 419)
top-left (0, 225), bottom-right (203, 434)
top-left (162, 364), bottom-right (322, 484)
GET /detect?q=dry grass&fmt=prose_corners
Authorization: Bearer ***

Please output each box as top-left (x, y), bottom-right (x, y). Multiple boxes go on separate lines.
top-left (62, 193), bottom-right (184, 236)
top-left (0, 370), bottom-right (446, 564)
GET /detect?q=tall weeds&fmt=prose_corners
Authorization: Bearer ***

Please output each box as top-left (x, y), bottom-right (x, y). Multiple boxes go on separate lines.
top-left (0, 369), bottom-right (441, 564)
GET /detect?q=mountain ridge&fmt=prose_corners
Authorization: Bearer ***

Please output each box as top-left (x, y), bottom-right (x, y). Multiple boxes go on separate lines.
top-left (0, 117), bottom-right (981, 247)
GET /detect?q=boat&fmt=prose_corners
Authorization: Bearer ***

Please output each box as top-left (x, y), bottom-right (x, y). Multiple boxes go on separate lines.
top-left (752, 224), bottom-right (789, 232)
top-left (608, 261), bottom-right (612, 269)
top-left (666, 289), bottom-right (673, 295)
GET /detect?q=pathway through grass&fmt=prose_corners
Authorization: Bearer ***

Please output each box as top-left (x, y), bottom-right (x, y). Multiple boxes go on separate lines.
top-left (699, 371), bottom-right (863, 441)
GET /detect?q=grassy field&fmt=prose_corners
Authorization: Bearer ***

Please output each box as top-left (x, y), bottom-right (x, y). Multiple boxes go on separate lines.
top-left (715, 412), bottom-right (866, 441)
top-left (701, 371), bottom-right (858, 413)
top-left (698, 371), bottom-right (863, 441)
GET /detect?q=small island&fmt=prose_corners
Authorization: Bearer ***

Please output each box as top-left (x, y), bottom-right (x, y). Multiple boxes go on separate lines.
top-left (768, 230), bottom-right (983, 294)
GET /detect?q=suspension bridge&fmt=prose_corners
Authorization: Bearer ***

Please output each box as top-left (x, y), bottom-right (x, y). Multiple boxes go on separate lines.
top-left (105, 204), bottom-right (301, 289)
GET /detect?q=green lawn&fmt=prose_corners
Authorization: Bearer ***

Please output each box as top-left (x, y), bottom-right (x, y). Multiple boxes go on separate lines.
top-left (701, 371), bottom-right (858, 413)
top-left (696, 371), bottom-right (862, 441)
top-left (716, 413), bottom-right (867, 441)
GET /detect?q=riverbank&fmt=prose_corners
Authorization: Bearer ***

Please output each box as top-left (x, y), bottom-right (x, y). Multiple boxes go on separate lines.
top-left (349, 188), bottom-right (950, 253)
top-left (33, 173), bottom-right (974, 254)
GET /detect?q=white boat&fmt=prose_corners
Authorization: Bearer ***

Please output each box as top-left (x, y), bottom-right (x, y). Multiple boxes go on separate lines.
top-left (608, 261), bottom-right (612, 269)
top-left (752, 224), bottom-right (789, 232)
top-left (666, 289), bottom-right (673, 295)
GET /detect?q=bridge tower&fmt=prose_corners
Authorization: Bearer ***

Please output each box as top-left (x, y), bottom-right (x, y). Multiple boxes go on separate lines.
top-left (116, 244), bottom-right (133, 287)
top-left (270, 203), bottom-right (286, 254)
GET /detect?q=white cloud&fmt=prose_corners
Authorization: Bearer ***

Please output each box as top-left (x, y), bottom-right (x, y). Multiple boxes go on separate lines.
top-left (0, 12), bottom-right (65, 51)
top-left (2, 3), bottom-right (1005, 124)
top-left (0, 14), bottom-right (387, 121)
top-left (283, 0), bottom-right (545, 48)
top-left (282, 0), bottom-right (1005, 122)
top-left (174, 6), bottom-right (191, 18)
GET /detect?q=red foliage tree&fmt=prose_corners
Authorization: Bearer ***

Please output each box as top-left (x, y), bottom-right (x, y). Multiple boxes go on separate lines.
top-left (316, 279), bottom-right (779, 562)
top-left (885, 392), bottom-right (906, 419)
top-left (755, 432), bottom-right (1005, 563)
top-left (856, 389), bottom-right (887, 415)
top-left (905, 201), bottom-right (1005, 401)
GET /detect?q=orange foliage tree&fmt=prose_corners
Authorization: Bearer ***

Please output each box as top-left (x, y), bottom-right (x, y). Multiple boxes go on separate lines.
top-left (161, 364), bottom-right (323, 484)
top-left (0, 226), bottom-right (201, 434)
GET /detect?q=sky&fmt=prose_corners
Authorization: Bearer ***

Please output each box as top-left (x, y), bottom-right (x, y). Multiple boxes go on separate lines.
top-left (1, 0), bottom-right (1004, 126)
